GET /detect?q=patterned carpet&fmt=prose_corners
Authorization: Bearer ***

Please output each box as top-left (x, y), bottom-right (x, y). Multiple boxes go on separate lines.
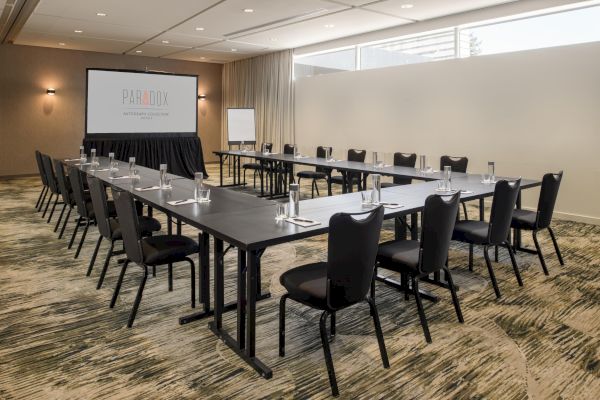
top-left (0, 163), bottom-right (598, 399)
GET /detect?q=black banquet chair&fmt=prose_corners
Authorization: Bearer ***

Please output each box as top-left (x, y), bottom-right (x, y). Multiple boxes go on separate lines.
top-left (243, 142), bottom-right (272, 188)
top-left (40, 153), bottom-right (63, 223)
top-left (34, 151), bottom-right (49, 211)
top-left (440, 155), bottom-right (469, 219)
top-left (511, 171), bottom-right (564, 275)
top-left (376, 193), bottom-right (462, 343)
top-left (87, 176), bottom-right (161, 289)
top-left (380, 152), bottom-right (417, 188)
top-left (329, 149), bottom-right (367, 193)
top-left (279, 206), bottom-right (388, 397)
top-left (452, 179), bottom-right (523, 298)
top-left (296, 146), bottom-right (332, 198)
top-left (52, 158), bottom-right (76, 238)
top-left (110, 188), bottom-right (198, 327)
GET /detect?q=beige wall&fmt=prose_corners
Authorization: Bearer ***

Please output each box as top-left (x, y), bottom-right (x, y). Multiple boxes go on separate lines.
top-left (295, 42), bottom-right (600, 224)
top-left (0, 44), bottom-right (222, 177)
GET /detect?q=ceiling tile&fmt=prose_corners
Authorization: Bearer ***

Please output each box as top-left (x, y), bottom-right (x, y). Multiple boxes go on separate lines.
top-left (125, 43), bottom-right (192, 57)
top-left (199, 39), bottom-right (269, 54)
top-left (364, 0), bottom-right (516, 21)
top-left (149, 32), bottom-right (220, 48)
top-left (166, 48), bottom-right (249, 63)
top-left (238, 8), bottom-right (410, 49)
top-left (14, 31), bottom-right (138, 53)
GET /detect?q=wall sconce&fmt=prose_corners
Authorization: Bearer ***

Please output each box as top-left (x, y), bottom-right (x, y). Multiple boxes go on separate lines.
top-left (198, 94), bottom-right (206, 101)
top-left (47, 88), bottom-right (56, 95)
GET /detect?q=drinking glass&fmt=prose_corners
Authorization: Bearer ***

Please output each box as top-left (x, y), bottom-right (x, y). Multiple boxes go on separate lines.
top-left (289, 183), bottom-right (299, 217)
top-left (325, 147), bottom-right (332, 161)
top-left (275, 203), bottom-right (287, 221)
top-left (488, 161), bottom-right (495, 182)
top-left (159, 164), bottom-right (168, 188)
top-left (419, 155), bottom-right (426, 172)
top-left (372, 151), bottom-right (379, 168)
top-left (128, 157), bottom-right (136, 176)
top-left (108, 152), bottom-right (118, 171)
top-left (443, 166), bottom-right (452, 190)
top-left (482, 174), bottom-right (491, 184)
top-left (241, 141), bottom-right (246, 152)
top-left (79, 146), bottom-right (85, 158)
top-left (194, 172), bottom-right (204, 200)
top-left (361, 190), bottom-right (372, 205)
top-left (371, 174), bottom-right (381, 204)
top-left (199, 188), bottom-right (210, 202)
top-left (294, 145), bottom-right (300, 158)
top-left (80, 153), bottom-right (87, 164)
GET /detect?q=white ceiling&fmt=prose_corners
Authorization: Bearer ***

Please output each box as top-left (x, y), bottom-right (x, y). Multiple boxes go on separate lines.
top-left (13, 0), bottom-right (517, 63)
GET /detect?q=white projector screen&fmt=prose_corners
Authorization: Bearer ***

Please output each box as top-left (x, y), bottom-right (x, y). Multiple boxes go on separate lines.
top-left (86, 69), bottom-right (197, 136)
top-left (227, 108), bottom-right (256, 144)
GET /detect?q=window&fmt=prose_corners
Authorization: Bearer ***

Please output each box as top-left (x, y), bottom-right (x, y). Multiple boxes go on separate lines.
top-left (294, 47), bottom-right (356, 79)
top-left (361, 29), bottom-right (455, 70)
top-left (460, 5), bottom-right (600, 57)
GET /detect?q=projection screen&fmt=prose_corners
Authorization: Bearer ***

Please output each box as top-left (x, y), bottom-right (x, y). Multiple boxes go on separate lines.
top-left (86, 69), bottom-right (198, 136)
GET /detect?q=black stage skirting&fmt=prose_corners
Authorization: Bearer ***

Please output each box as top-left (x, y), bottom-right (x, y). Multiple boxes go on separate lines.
top-left (83, 136), bottom-right (207, 179)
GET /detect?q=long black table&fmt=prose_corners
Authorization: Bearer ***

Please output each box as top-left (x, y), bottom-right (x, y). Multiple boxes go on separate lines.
top-left (213, 150), bottom-right (468, 198)
top-left (68, 156), bottom-right (540, 381)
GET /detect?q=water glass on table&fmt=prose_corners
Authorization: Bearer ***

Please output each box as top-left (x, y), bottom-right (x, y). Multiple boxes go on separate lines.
top-left (108, 152), bottom-right (117, 171)
top-left (128, 157), bottom-right (136, 177)
top-left (275, 203), bottom-right (287, 221)
top-left (361, 190), bottom-right (373, 205)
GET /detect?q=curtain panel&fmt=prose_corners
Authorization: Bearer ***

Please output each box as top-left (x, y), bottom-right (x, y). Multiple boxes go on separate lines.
top-left (221, 50), bottom-right (295, 151)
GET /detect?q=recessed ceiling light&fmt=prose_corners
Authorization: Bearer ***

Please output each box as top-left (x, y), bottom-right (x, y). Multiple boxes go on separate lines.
top-left (58, 42), bottom-right (66, 46)
top-left (195, 27), bottom-right (205, 31)
top-left (74, 30), bottom-right (83, 33)
top-left (161, 40), bottom-right (170, 44)
top-left (400, 4), bottom-right (413, 9)
top-left (96, 12), bottom-right (107, 16)
top-left (324, 24), bottom-right (334, 28)
top-left (231, 48), bottom-right (237, 52)
top-left (135, 50), bottom-right (142, 53)
top-left (243, 8), bottom-right (254, 13)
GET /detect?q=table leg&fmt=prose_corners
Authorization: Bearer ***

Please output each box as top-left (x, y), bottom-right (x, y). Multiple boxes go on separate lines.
top-left (514, 190), bottom-right (522, 248)
top-left (395, 216), bottom-right (407, 241)
top-left (410, 212), bottom-right (418, 240)
top-left (260, 160), bottom-right (265, 197)
top-left (214, 239), bottom-right (224, 330)
top-left (237, 155), bottom-right (241, 187)
top-left (167, 215), bottom-right (173, 292)
top-left (327, 170), bottom-right (332, 196)
top-left (219, 154), bottom-right (224, 187)
top-left (237, 249), bottom-right (246, 349)
top-left (479, 198), bottom-right (485, 221)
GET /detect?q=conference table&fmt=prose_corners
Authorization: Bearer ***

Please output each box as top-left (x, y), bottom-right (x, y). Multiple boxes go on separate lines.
top-left (213, 150), bottom-right (467, 197)
top-left (68, 156), bottom-right (540, 381)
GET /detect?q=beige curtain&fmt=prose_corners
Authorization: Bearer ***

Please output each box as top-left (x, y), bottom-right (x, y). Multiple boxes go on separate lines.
top-left (221, 50), bottom-right (294, 151)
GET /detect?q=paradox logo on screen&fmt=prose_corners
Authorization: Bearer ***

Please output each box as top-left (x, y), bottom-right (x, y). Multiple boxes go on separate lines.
top-left (122, 89), bottom-right (168, 107)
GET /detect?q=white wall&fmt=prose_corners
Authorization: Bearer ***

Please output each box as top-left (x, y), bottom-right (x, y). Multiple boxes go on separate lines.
top-left (294, 41), bottom-right (600, 224)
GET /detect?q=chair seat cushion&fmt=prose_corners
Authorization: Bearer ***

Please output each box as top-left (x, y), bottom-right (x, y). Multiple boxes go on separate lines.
top-left (377, 240), bottom-right (420, 272)
top-left (280, 262), bottom-right (328, 309)
top-left (141, 235), bottom-right (199, 265)
top-left (380, 182), bottom-right (400, 189)
top-left (452, 220), bottom-right (489, 244)
top-left (297, 170), bottom-right (327, 180)
top-left (110, 216), bottom-right (161, 240)
top-left (243, 163), bottom-right (262, 170)
top-left (511, 209), bottom-right (537, 230)
top-left (329, 175), bottom-right (360, 185)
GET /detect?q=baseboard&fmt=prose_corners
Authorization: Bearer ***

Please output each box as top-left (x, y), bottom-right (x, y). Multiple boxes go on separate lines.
top-left (0, 173), bottom-right (38, 179)
top-left (477, 200), bottom-right (600, 226)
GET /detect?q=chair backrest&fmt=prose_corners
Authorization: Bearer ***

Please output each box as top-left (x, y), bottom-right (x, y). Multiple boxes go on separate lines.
top-left (41, 154), bottom-right (59, 194)
top-left (88, 176), bottom-right (113, 239)
top-left (419, 193), bottom-right (460, 274)
top-left (53, 159), bottom-right (72, 206)
top-left (112, 188), bottom-right (144, 264)
top-left (488, 179), bottom-right (521, 244)
top-left (316, 146), bottom-right (332, 173)
top-left (35, 151), bottom-right (48, 186)
top-left (393, 152), bottom-right (417, 185)
top-left (68, 167), bottom-right (90, 219)
top-left (264, 143), bottom-right (273, 152)
top-left (440, 156), bottom-right (468, 173)
top-left (283, 144), bottom-right (294, 155)
top-left (536, 171), bottom-right (563, 229)
top-left (326, 206), bottom-right (384, 310)
top-left (347, 149), bottom-right (366, 163)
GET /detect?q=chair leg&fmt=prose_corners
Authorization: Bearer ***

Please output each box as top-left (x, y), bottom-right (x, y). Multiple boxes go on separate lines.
top-left (505, 241), bottom-right (523, 286)
top-left (315, 180), bottom-right (320, 197)
top-left (127, 265), bottom-right (148, 328)
top-left (59, 207), bottom-right (72, 239)
top-left (412, 276), bottom-right (432, 343)
top-left (462, 202), bottom-right (469, 220)
top-left (86, 235), bottom-right (102, 276)
top-left (68, 216), bottom-right (81, 249)
top-left (152, 266), bottom-right (156, 277)
top-left (548, 227), bottom-right (564, 266)
top-left (74, 219), bottom-right (90, 259)
top-left (443, 267), bottom-right (464, 323)
top-left (483, 245), bottom-right (501, 298)
top-left (37, 187), bottom-right (48, 212)
top-left (468, 244), bottom-right (473, 272)
top-left (279, 294), bottom-right (288, 357)
top-left (370, 267), bottom-right (377, 301)
top-left (42, 193), bottom-right (53, 218)
top-left (168, 263), bottom-right (173, 291)
top-left (319, 311), bottom-right (339, 397)
top-left (97, 241), bottom-right (115, 289)
top-left (53, 204), bottom-right (66, 232)
top-left (110, 259), bottom-right (130, 308)
top-left (532, 230), bottom-right (549, 275)
top-left (35, 186), bottom-right (47, 210)
top-left (366, 297), bottom-right (390, 368)
top-left (494, 245), bottom-right (499, 262)
top-left (47, 196), bottom-right (59, 223)
top-left (186, 257), bottom-right (196, 309)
